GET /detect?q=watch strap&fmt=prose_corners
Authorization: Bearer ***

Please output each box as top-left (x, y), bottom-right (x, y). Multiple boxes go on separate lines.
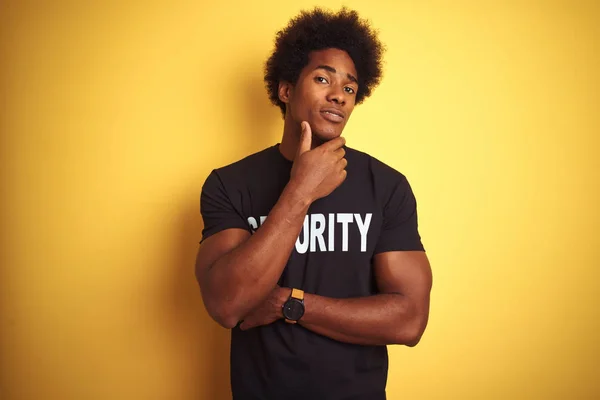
top-left (291, 288), bottom-right (304, 301)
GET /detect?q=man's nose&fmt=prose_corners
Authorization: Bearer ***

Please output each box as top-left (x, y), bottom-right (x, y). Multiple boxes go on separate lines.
top-left (326, 86), bottom-right (346, 105)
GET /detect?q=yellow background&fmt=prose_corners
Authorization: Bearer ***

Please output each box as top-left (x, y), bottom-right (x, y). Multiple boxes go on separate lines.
top-left (1, 0), bottom-right (598, 399)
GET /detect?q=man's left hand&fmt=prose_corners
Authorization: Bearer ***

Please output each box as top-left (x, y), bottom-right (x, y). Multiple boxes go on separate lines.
top-left (239, 286), bottom-right (291, 330)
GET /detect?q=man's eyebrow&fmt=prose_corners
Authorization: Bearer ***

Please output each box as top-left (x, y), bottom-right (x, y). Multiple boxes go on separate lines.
top-left (315, 65), bottom-right (358, 85)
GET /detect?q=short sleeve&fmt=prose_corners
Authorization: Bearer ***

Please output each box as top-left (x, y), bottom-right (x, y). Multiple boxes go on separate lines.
top-left (374, 175), bottom-right (425, 254)
top-left (199, 170), bottom-right (250, 243)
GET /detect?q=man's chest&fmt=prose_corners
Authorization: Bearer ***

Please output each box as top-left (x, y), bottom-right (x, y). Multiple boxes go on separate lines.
top-left (238, 178), bottom-right (384, 257)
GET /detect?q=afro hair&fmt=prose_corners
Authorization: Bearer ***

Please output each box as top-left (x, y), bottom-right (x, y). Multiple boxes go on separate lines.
top-left (264, 7), bottom-right (385, 117)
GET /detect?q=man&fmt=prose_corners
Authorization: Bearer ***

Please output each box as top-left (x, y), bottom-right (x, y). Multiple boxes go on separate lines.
top-left (195, 7), bottom-right (432, 400)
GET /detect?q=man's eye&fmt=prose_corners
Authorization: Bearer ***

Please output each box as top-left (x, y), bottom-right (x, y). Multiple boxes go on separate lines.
top-left (345, 87), bottom-right (356, 94)
top-left (316, 76), bottom-right (329, 84)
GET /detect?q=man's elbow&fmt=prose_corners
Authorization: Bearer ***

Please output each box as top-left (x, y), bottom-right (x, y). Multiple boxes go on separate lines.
top-left (197, 273), bottom-right (240, 329)
top-left (214, 314), bottom-right (239, 330)
top-left (403, 331), bottom-right (424, 347)
top-left (393, 318), bottom-right (428, 347)
top-left (200, 286), bottom-right (241, 329)
top-left (205, 302), bottom-right (240, 329)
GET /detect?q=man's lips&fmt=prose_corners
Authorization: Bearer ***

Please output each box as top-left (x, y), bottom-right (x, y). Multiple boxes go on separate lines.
top-left (320, 108), bottom-right (345, 122)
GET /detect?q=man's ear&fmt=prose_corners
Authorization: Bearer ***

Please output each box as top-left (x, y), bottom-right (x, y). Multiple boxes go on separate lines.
top-left (278, 81), bottom-right (293, 103)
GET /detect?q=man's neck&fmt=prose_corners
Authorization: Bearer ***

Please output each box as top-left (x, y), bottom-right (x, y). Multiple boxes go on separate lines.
top-left (278, 114), bottom-right (301, 161)
top-left (278, 114), bottom-right (322, 161)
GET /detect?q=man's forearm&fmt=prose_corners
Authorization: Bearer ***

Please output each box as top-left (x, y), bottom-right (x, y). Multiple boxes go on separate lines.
top-left (298, 293), bottom-right (425, 346)
top-left (202, 182), bottom-right (311, 328)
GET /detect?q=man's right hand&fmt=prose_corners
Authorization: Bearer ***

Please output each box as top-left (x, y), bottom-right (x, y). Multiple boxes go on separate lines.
top-left (290, 121), bottom-right (347, 203)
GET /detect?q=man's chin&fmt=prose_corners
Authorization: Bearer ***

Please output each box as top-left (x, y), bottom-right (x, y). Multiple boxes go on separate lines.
top-left (312, 125), bottom-right (344, 143)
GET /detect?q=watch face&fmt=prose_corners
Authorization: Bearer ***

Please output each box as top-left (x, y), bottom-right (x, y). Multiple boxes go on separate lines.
top-left (283, 299), bottom-right (304, 321)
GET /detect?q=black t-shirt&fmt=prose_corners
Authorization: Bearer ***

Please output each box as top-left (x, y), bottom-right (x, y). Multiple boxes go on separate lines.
top-left (200, 144), bottom-right (424, 400)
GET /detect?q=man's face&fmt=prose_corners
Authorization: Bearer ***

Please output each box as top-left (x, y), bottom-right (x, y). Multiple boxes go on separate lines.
top-left (280, 48), bottom-right (358, 142)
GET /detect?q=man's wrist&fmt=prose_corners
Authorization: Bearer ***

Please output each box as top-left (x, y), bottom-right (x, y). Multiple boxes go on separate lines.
top-left (282, 181), bottom-right (313, 210)
top-left (275, 287), bottom-right (293, 318)
top-left (281, 287), bottom-right (305, 323)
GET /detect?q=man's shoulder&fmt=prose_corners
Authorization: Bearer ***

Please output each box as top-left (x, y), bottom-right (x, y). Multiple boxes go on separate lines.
top-left (201, 144), bottom-right (286, 194)
top-left (345, 146), bottom-right (409, 183)
top-left (213, 145), bottom-right (279, 175)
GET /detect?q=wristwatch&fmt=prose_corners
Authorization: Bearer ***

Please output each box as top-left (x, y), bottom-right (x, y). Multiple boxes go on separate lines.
top-left (282, 288), bottom-right (305, 324)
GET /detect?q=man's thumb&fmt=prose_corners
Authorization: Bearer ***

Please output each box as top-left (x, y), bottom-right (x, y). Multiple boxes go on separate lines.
top-left (298, 121), bottom-right (312, 155)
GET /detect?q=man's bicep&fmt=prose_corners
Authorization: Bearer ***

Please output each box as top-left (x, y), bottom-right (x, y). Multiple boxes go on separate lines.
top-left (195, 228), bottom-right (251, 284)
top-left (373, 251), bottom-right (432, 300)
top-left (374, 251), bottom-right (433, 345)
